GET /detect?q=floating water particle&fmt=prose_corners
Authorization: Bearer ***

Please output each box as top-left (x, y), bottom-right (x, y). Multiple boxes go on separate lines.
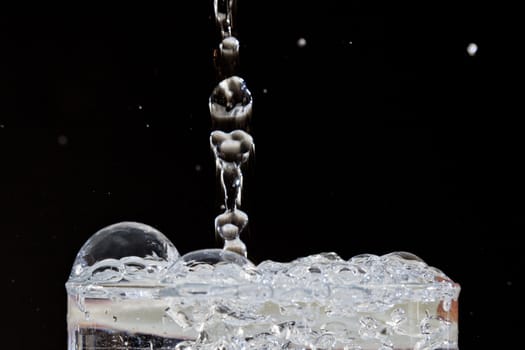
top-left (262, 88), bottom-right (268, 94)
top-left (506, 281), bottom-right (513, 286)
top-left (467, 43), bottom-right (478, 56)
top-left (146, 123), bottom-right (150, 128)
top-left (0, 124), bottom-right (4, 128)
top-left (297, 37), bottom-right (307, 48)
top-left (195, 164), bottom-right (202, 172)
top-left (57, 135), bottom-right (68, 146)
top-left (138, 105), bottom-right (143, 110)
top-left (349, 41), bottom-right (353, 45)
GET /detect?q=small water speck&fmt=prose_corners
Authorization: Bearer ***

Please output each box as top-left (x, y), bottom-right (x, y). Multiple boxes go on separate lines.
top-left (195, 164), bottom-right (202, 172)
top-left (297, 37), bottom-right (307, 48)
top-left (146, 123), bottom-right (150, 128)
top-left (262, 88), bottom-right (268, 94)
top-left (348, 41), bottom-right (353, 45)
top-left (506, 281), bottom-right (513, 286)
top-left (11, 279), bottom-right (15, 284)
top-left (467, 43), bottom-right (478, 56)
top-left (107, 191), bottom-right (112, 196)
top-left (57, 135), bottom-right (68, 146)
top-left (0, 124), bottom-right (4, 128)
top-left (138, 105), bottom-right (143, 110)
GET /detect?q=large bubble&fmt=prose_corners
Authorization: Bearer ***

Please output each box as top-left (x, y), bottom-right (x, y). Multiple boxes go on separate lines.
top-left (69, 222), bottom-right (179, 283)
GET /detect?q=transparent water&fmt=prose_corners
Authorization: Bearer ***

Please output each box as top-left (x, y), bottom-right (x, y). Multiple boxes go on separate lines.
top-left (67, 2), bottom-right (460, 349)
top-left (67, 223), bottom-right (459, 350)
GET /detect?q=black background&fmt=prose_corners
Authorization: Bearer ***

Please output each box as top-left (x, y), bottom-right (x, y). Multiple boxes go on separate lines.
top-left (1, 2), bottom-right (520, 349)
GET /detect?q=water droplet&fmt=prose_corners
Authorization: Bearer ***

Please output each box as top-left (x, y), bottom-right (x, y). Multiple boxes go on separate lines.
top-left (217, 36), bottom-right (240, 79)
top-left (467, 42), bottom-right (478, 56)
top-left (211, 130), bottom-right (254, 164)
top-left (209, 76), bottom-right (253, 130)
top-left (138, 105), bottom-right (143, 110)
top-left (215, 209), bottom-right (248, 240)
top-left (348, 41), bottom-right (353, 45)
top-left (195, 164), bottom-right (202, 172)
top-left (57, 135), bottom-right (68, 146)
top-left (145, 123), bottom-right (150, 128)
top-left (297, 37), bottom-right (307, 48)
top-left (262, 88), bottom-right (268, 94)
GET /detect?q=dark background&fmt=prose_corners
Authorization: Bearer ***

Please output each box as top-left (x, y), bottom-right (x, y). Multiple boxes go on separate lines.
top-left (0, 2), bottom-right (520, 349)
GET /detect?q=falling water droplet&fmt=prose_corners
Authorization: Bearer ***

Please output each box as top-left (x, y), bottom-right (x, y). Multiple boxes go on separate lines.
top-left (210, 130), bottom-right (254, 164)
top-left (209, 76), bottom-right (253, 131)
top-left (215, 209), bottom-right (248, 240)
top-left (297, 37), bottom-right (307, 48)
top-left (467, 43), bottom-right (478, 56)
top-left (216, 36), bottom-right (240, 79)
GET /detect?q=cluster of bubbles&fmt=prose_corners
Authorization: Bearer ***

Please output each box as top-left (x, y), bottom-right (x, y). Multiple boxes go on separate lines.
top-left (67, 222), bottom-right (459, 350)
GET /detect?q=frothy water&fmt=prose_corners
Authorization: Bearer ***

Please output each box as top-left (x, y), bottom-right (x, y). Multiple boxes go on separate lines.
top-left (67, 223), bottom-right (459, 350)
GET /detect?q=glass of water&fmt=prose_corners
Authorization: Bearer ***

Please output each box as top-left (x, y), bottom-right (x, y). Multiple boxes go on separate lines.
top-left (66, 222), bottom-right (459, 350)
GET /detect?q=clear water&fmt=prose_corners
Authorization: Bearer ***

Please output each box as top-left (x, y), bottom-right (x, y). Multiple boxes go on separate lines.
top-left (67, 223), bottom-right (459, 350)
top-left (68, 2), bottom-right (460, 349)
